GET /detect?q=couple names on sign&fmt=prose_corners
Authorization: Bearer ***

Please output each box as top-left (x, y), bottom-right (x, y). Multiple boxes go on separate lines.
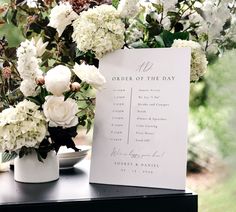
top-left (90, 48), bottom-right (191, 190)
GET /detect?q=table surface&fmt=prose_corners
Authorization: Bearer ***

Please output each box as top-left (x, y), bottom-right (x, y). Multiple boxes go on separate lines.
top-left (0, 160), bottom-right (194, 206)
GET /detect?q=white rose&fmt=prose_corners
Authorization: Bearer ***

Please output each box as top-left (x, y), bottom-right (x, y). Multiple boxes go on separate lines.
top-left (43, 96), bottom-right (78, 128)
top-left (73, 63), bottom-right (106, 90)
top-left (45, 65), bottom-right (71, 96)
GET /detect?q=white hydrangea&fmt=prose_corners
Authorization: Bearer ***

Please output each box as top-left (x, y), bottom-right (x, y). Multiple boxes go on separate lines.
top-left (72, 5), bottom-right (125, 59)
top-left (0, 100), bottom-right (47, 152)
top-left (48, 2), bottom-right (79, 37)
top-left (73, 63), bottom-right (106, 90)
top-left (172, 39), bottom-right (208, 82)
top-left (118, 0), bottom-right (139, 18)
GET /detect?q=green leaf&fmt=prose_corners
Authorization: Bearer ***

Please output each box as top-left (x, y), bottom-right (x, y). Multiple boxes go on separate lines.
top-left (174, 23), bottom-right (184, 32)
top-left (29, 23), bottom-right (42, 34)
top-left (18, 146), bottom-right (33, 158)
top-left (11, 9), bottom-right (18, 26)
top-left (148, 25), bottom-right (162, 37)
top-left (160, 30), bottom-right (174, 47)
top-left (151, 3), bottom-right (163, 13)
top-left (145, 14), bottom-right (153, 24)
top-left (19, 147), bottom-right (26, 158)
top-left (2, 151), bottom-right (17, 163)
top-left (61, 55), bottom-right (70, 63)
top-left (78, 115), bottom-right (87, 126)
top-left (26, 96), bottom-right (41, 106)
top-left (64, 91), bottom-right (76, 100)
top-left (174, 32), bottom-right (189, 40)
top-left (112, 0), bottom-right (120, 9)
top-left (160, 31), bottom-right (189, 47)
top-left (130, 40), bottom-right (149, 48)
top-left (86, 119), bottom-right (92, 134)
top-left (2, 8), bottom-right (9, 23)
top-left (167, 11), bottom-right (179, 17)
top-left (16, 0), bottom-right (25, 5)
top-left (36, 151), bottom-right (44, 163)
top-left (76, 49), bottom-right (86, 58)
top-left (154, 36), bottom-right (165, 47)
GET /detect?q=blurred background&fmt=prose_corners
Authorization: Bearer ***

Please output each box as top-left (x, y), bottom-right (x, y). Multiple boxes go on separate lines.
top-left (1, 1), bottom-right (236, 211)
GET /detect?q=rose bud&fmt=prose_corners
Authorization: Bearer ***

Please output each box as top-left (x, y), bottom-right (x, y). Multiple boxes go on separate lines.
top-left (36, 76), bottom-right (45, 85)
top-left (2, 66), bottom-right (11, 79)
top-left (70, 82), bottom-right (81, 92)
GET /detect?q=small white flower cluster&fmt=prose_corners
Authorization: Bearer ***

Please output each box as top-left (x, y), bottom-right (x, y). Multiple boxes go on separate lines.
top-left (48, 2), bottom-right (78, 37)
top-left (172, 39), bottom-right (208, 82)
top-left (126, 23), bottom-right (144, 44)
top-left (0, 100), bottom-right (47, 152)
top-left (17, 38), bottom-right (47, 97)
top-left (118, 0), bottom-right (139, 18)
top-left (18, 0), bottom-right (39, 8)
top-left (141, 0), bottom-right (178, 12)
top-left (138, 0), bottom-right (177, 30)
top-left (26, 0), bottom-right (38, 8)
top-left (161, 0), bottom-right (178, 12)
top-left (189, 0), bottom-right (231, 47)
top-left (72, 5), bottom-right (125, 59)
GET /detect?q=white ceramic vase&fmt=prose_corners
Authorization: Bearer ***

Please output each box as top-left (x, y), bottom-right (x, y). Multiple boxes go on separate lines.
top-left (14, 150), bottom-right (59, 183)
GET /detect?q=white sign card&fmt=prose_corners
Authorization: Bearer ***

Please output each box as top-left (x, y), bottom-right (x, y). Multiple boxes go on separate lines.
top-left (90, 48), bottom-right (191, 190)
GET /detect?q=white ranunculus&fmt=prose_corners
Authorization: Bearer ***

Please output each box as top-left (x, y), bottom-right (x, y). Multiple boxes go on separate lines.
top-left (48, 2), bottom-right (79, 37)
top-left (45, 65), bottom-right (71, 96)
top-left (43, 96), bottom-right (78, 128)
top-left (73, 63), bottom-right (106, 90)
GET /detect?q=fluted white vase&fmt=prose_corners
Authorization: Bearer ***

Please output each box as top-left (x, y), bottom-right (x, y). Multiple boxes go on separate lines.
top-left (14, 150), bottom-right (59, 183)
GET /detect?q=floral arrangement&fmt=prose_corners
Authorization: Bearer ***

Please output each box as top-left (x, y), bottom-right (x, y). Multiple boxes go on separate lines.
top-left (0, 37), bottom-right (105, 161)
top-left (0, 0), bottom-right (235, 163)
